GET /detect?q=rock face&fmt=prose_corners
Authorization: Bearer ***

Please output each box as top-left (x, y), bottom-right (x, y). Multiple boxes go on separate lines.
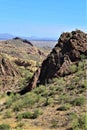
top-left (38, 30), bottom-right (87, 84)
top-left (20, 30), bottom-right (87, 94)
top-left (0, 54), bottom-right (20, 93)
top-left (0, 55), bottom-right (18, 76)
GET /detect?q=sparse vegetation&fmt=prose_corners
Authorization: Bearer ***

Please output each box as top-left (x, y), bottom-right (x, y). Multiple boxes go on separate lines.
top-left (17, 109), bottom-right (43, 120)
top-left (70, 64), bottom-right (78, 73)
top-left (71, 96), bottom-right (86, 106)
top-left (57, 103), bottom-right (71, 111)
top-left (0, 124), bottom-right (11, 130)
top-left (0, 30), bottom-right (87, 130)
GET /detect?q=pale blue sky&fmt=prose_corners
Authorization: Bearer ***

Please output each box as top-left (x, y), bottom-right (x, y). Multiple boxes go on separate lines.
top-left (0, 0), bottom-right (86, 38)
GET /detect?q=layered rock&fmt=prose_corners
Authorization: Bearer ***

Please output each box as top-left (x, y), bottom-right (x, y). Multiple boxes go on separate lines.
top-left (0, 55), bottom-right (18, 76)
top-left (19, 30), bottom-right (87, 94)
top-left (0, 54), bottom-right (20, 93)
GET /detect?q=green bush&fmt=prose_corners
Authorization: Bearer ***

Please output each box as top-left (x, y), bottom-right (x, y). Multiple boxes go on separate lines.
top-left (13, 103), bottom-right (22, 112)
top-left (71, 96), bottom-right (86, 106)
top-left (16, 122), bottom-right (24, 128)
top-left (22, 92), bottom-right (40, 107)
top-left (58, 94), bottom-right (68, 104)
top-left (33, 85), bottom-right (46, 94)
top-left (17, 109), bottom-right (43, 120)
top-left (78, 61), bottom-right (84, 70)
top-left (80, 54), bottom-right (86, 60)
top-left (51, 119), bottom-right (58, 128)
top-left (17, 112), bottom-right (32, 120)
top-left (79, 113), bottom-right (87, 130)
top-left (69, 112), bottom-right (87, 130)
top-left (6, 98), bottom-right (13, 108)
top-left (6, 93), bottom-right (20, 108)
top-left (31, 109), bottom-right (43, 119)
top-left (57, 103), bottom-right (71, 111)
top-left (70, 65), bottom-right (77, 73)
top-left (3, 110), bottom-right (12, 118)
top-left (82, 80), bottom-right (87, 89)
top-left (0, 124), bottom-right (10, 130)
top-left (13, 92), bottom-right (41, 111)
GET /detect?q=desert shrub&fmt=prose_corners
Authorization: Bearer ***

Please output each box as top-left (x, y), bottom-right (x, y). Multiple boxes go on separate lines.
top-left (70, 65), bottom-right (77, 73)
top-left (31, 109), bottom-right (43, 119)
top-left (69, 113), bottom-right (79, 130)
top-left (6, 93), bottom-right (20, 108)
top-left (78, 113), bottom-right (87, 130)
top-left (52, 77), bottom-right (65, 86)
top-left (3, 110), bottom-right (12, 118)
top-left (80, 54), bottom-right (86, 60)
top-left (81, 80), bottom-right (87, 89)
top-left (33, 85), bottom-right (45, 94)
top-left (78, 61), bottom-right (84, 70)
top-left (17, 109), bottom-right (43, 120)
top-left (51, 119), bottom-right (58, 128)
top-left (67, 85), bottom-right (76, 90)
top-left (71, 96), bottom-right (86, 106)
top-left (69, 112), bottom-right (87, 130)
top-left (57, 103), bottom-right (71, 111)
top-left (22, 92), bottom-right (40, 107)
top-left (76, 70), bottom-right (84, 77)
top-left (58, 94), bottom-right (68, 104)
top-left (18, 67), bottom-right (33, 89)
top-left (16, 122), bottom-right (24, 128)
top-left (5, 97), bottom-right (13, 108)
top-left (0, 124), bottom-right (11, 130)
top-left (13, 92), bottom-right (41, 111)
top-left (17, 112), bottom-right (32, 120)
top-left (13, 102), bottom-right (23, 112)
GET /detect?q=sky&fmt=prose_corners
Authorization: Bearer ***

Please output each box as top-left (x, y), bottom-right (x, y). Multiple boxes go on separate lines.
top-left (0, 0), bottom-right (86, 38)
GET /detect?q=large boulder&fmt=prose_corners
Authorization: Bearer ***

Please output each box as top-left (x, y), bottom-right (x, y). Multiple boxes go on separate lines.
top-left (19, 30), bottom-right (87, 94)
top-left (38, 30), bottom-right (87, 84)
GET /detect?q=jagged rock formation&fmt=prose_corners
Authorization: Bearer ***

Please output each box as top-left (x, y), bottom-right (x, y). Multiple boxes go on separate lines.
top-left (20, 30), bottom-right (87, 94)
top-left (0, 55), bottom-right (18, 76)
top-left (0, 54), bottom-right (20, 93)
top-left (39, 30), bottom-right (87, 84)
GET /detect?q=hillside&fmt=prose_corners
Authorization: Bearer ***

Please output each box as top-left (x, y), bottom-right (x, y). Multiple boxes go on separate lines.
top-left (0, 38), bottom-right (50, 94)
top-left (0, 30), bottom-right (87, 130)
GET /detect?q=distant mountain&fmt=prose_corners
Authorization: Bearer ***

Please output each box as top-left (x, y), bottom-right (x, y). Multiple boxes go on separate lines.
top-left (0, 33), bottom-right (14, 40)
top-left (0, 33), bottom-right (56, 41)
top-left (27, 36), bottom-right (57, 41)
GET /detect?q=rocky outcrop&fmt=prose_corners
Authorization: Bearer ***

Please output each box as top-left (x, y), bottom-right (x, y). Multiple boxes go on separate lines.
top-left (0, 54), bottom-right (20, 93)
top-left (13, 37), bottom-right (33, 46)
top-left (14, 59), bottom-right (31, 67)
top-left (0, 55), bottom-right (18, 76)
top-left (19, 30), bottom-right (87, 94)
top-left (38, 30), bottom-right (87, 84)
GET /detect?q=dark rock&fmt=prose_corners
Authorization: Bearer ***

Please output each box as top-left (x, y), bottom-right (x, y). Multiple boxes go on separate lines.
top-left (38, 30), bottom-right (87, 84)
top-left (20, 30), bottom-right (87, 94)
